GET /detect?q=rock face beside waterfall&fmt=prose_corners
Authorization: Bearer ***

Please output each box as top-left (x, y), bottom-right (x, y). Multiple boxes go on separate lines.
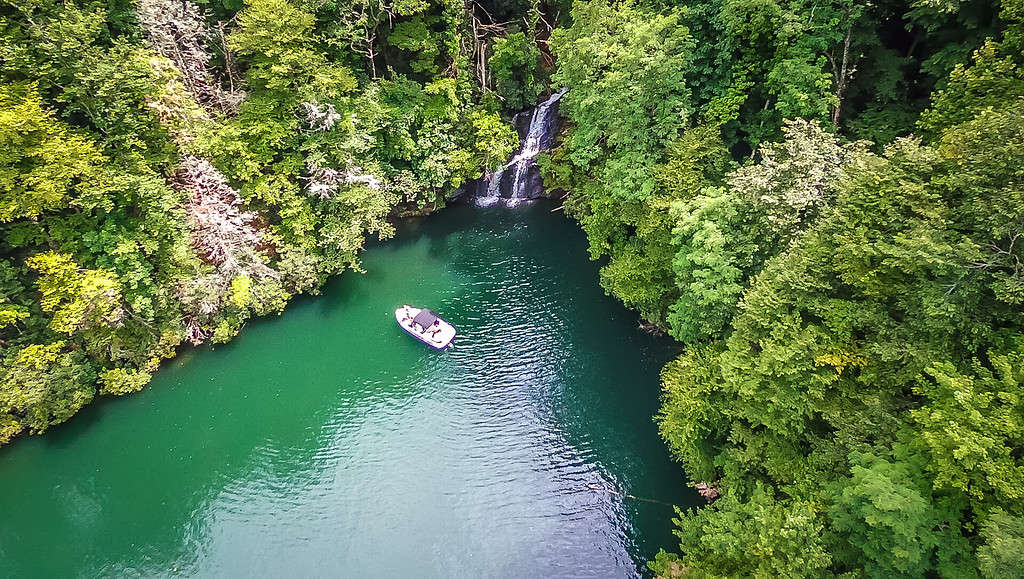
top-left (455, 90), bottom-right (566, 205)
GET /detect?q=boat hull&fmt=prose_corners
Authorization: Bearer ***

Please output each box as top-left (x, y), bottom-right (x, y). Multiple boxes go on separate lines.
top-left (395, 306), bottom-right (456, 350)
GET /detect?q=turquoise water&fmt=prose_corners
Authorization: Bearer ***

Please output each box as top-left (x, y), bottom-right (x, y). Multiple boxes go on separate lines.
top-left (0, 204), bottom-right (698, 577)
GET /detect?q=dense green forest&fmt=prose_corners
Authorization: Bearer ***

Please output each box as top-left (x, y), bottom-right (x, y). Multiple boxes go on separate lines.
top-left (2, 0), bottom-right (1024, 574)
top-left (540, 0), bottom-right (1024, 575)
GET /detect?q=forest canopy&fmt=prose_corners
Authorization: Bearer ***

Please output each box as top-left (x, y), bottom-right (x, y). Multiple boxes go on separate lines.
top-left (540, 0), bottom-right (1024, 575)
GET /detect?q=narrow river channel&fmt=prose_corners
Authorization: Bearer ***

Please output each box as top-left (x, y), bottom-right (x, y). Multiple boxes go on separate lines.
top-left (0, 203), bottom-right (699, 577)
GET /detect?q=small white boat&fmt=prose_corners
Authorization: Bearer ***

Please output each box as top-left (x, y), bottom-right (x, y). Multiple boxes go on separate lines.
top-left (395, 305), bottom-right (456, 349)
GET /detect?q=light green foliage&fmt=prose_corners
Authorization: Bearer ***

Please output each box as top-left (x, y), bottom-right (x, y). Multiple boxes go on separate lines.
top-left (0, 413), bottom-right (22, 445)
top-left (0, 304), bottom-right (29, 330)
top-left (669, 485), bottom-right (831, 578)
top-left (2, 0), bottom-right (178, 165)
top-left (393, 0), bottom-right (431, 15)
top-left (646, 550), bottom-right (686, 579)
top-left (0, 86), bottom-right (111, 222)
top-left (665, 120), bottom-right (861, 342)
top-left (212, 316), bottom-right (245, 344)
top-left (978, 509), bottom-right (1024, 579)
top-left (145, 55), bottom-right (211, 141)
top-left (316, 183), bottom-right (400, 273)
top-left (470, 110), bottom-right (519, 171)
top-left (656, 125), bottom-right (734, 198)
top-left (229, 275), bottom-right (255, 310)
top-left (99, 367), bottom-right (153, 396)
top-left (231, 0), bottom-right (357, 98)
top-left (551, 1), bottom-right (691, 201)
top-left (597, 232), bottom-right (678, 322)
top-left (0, 342), bottom-right (95, 434)
top-left (54, 43), bottom-right (180, 165)
top-left (489, 32), bottom-right (542, 111)
top-left (913, 345), bottom-right (1024, 508)
top-left (657, 344), bottom-right (729, 481)
top-left (666, 187), bottom-right (755, 342)
top-left (549, 0), bottom-right (693, 322)
top-left (26, 252), bottom-right (124, 335)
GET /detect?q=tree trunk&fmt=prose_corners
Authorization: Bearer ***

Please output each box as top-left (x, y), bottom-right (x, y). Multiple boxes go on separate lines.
top-left (830, 28), bottom-right (853, 126)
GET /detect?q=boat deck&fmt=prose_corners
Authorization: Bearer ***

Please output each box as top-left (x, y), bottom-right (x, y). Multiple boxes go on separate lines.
top-left (395, 306), bottom-right (456, 349)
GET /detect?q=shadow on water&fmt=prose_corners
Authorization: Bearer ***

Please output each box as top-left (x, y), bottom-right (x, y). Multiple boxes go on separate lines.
top-left (0, 202), bottom-right (699, 578)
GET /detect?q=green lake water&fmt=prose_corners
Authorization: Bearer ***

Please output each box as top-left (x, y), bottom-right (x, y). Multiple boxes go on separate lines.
top-left (0, 203), bottom-right (699, 577)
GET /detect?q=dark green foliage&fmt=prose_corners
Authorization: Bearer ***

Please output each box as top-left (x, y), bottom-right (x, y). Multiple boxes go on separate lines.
top-left (537, 0), bottom-right (1024, 572)
top-left (548, 0), bottom-right (693, 321)
top-left (489, 32), bottom-right (542, 111)
top-left (918, 0), bottom-right (1024, 137)
top-left (653, 82), bottom-right (1024, 579)
top-left (830, 449), bottom-right (974, 577)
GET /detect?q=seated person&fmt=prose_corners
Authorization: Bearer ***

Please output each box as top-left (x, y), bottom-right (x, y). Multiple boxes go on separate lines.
top-left (428, 320), bottom-right (442, 337)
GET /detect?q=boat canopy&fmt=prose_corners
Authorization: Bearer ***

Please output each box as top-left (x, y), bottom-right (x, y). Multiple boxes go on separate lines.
top-left (412, 309), bottom-right (439, 328)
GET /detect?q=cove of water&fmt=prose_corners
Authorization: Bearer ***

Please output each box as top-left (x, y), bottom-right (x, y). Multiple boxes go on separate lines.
top-left (0, 204), bottom-right (698, 577)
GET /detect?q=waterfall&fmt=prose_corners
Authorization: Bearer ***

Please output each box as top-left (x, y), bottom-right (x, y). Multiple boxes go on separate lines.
top-left (475, 89), bottom-right (567, 207)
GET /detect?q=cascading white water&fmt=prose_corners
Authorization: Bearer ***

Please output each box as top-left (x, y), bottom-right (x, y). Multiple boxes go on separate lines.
top-left (508, 104), bottom-right (549, 196)
top-left (476, 89), bottom-right (567, 207)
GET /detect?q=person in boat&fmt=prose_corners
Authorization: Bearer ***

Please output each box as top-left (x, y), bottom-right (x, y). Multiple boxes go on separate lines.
top-left (402, 305), bottom-right (419, 330)
top-left (428, 319), bottom-right (442, 337)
